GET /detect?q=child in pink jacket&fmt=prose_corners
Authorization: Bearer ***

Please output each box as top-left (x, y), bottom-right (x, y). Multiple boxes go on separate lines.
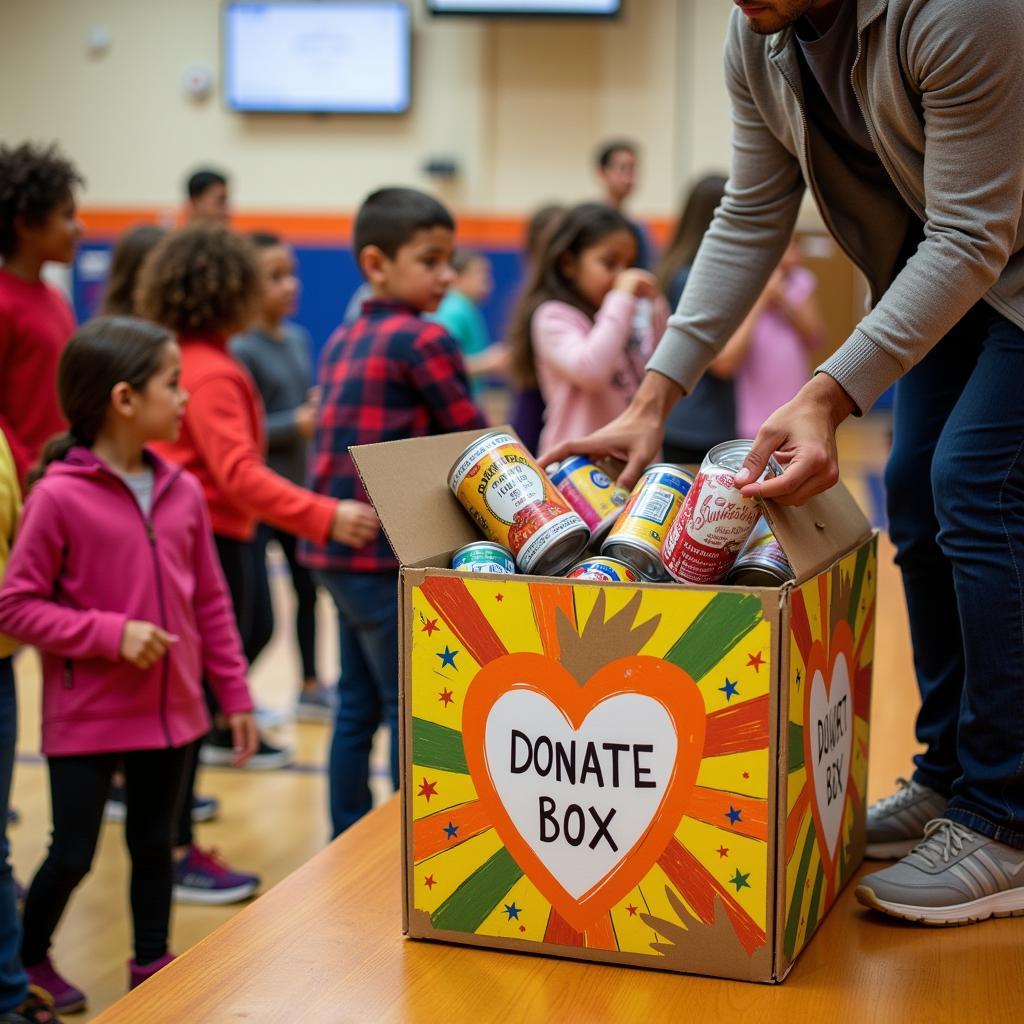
top-left (0, 316), bottom-right (258, 1011)
top-left (506, 203), bottom-right (668, 455)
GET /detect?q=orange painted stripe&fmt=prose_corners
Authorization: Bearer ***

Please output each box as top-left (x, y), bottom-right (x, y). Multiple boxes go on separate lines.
top-left (584, 913), bottom-right (618, 952)
top-left (420, 576), bottom-right (508, 667)
top-left (412, 800), bottom-right (492, 863)
top-left (784, 786), bottom-right (811, 862)
top-left (703, 694), bottom-right (770, 757)
top-left (686, 786), bottom-right (769, 842)
top-left (529, 583), bottom-right (576, 659)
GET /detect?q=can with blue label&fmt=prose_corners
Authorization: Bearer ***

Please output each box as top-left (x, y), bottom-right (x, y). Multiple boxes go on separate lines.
top-left (565, 557), bottom-right (642, 583)
top-left (548, 456), bottom-right (630, 544)
top-left (451, 541), bottom-right (517, 575)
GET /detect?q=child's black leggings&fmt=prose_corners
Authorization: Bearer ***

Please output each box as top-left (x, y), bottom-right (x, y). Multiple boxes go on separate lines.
top-left (21, 744), bottom-right (190, 967)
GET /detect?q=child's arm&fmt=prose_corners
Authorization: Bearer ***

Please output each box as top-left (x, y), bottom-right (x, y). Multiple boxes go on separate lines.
top-left (533, 291), bottom-right (638, 394)
top-left (0, 489), bottom-right (127, 661)
top-left (407, 325), bottom-right (489, 433)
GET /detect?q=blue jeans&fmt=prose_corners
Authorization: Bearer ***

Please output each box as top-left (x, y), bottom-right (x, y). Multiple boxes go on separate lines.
top-left (315, 571), bottom-right (400, 837)
top-left (0, 658), bottom-right (27, 1011)
top-left (886, 302), bottom-right (1024, 848)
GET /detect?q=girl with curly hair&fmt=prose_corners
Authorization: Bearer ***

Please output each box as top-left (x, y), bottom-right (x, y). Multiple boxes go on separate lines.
top-left (0, 142), bottom-right (83, 489)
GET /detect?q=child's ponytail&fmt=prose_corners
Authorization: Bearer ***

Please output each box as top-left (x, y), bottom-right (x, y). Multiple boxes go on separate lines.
top-left (25, 316), bottom-right (173, 488)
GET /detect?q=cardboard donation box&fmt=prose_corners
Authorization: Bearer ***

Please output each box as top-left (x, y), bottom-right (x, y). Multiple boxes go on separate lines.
top-left (352, 427), bottom-right (877, 983)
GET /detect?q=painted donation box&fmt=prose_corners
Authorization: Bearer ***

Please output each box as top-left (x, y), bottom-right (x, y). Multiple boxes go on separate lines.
top-left (352, 428), bottom-right (877, 982)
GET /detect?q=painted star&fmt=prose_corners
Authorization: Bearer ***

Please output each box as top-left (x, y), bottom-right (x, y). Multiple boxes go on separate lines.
top-left (746, 651), bottom-right (765, 673)
top-left (519, 925), bottom-right (526, 933)
top-left (443, 821), bottom-right (459, 840)
top-left (438, 688), bottom-right (455, 708)
top-left (729, 870), bottom-right (751, 893)
top-left (437, 645), bottom-right (459, 669)
top-left (421, 618), bottom-right (440, 636)
top-left (417, 778), bottom-right (438, 802)
top-left (726, 805), bottom-right (743, 826)
top-left (495, 593), bottom-right (505, 603)
top-left (742, 771), bottom-right (750, 780)
top-left (626, 904), bottom-right (638, 917)
top-left (716, 846), bottom-right (730, 858)
top-left (424, 874), bottom-right (437, 890)
top-left (504, 902), bottom-right (521, 921)
top-left (719, 678), bottom-right (739, 702)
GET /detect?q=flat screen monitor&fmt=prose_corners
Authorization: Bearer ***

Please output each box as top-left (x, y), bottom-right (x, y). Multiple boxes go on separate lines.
top-left (224, 2), bottom-right (411, 114)
top-left (426, 0), bottom-right (620, 14)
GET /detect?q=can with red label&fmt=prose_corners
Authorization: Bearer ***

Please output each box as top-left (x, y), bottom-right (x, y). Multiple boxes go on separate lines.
top-left (565, 556), bottom-right (642, 583)
top-left (662, 440), bottom-right (779, 585)
top-left (601, 463), bottom-right (694, 580)
top-left (448, 431), bottom-right (589, 576)
top-left (547, 456), bottom-right (630, 544)
top-left (725, 518), bottom-right (794, 587)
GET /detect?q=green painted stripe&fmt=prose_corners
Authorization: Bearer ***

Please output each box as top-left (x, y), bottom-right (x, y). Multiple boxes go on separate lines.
top-left (412, 718), bottom-right (468, 775)
top-left (804, 865), bottom-right (825, 938)
top-left (783, 819), bottom-right (818, 960)
top-left (665, 593), bottom-right (764, 683)
top-left (431, 846), bottom-right (523, 933)
top-left (788, 723), bottom-right (805, 772)
top-left (846, 544), bottom-right (870, 628)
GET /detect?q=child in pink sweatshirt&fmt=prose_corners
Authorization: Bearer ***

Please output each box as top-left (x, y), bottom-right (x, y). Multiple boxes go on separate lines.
top-left (0, 316), bottom-right (257, 1010)
top-left (507, 203), bottom-right (668, 455)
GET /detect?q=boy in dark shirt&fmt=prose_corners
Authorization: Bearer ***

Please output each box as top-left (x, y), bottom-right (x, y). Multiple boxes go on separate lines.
top-left (0, 143), bottom-right (82, 488)
top-left (301, 188), bottom-right (486, 836)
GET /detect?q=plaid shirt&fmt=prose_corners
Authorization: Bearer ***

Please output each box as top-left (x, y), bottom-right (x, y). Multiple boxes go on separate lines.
top-left (300, 297), bottom-right (487, 573)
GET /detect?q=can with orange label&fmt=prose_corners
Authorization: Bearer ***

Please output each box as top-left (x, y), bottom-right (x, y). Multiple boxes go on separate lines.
top-left (448, 431), bottom-right (589, 576)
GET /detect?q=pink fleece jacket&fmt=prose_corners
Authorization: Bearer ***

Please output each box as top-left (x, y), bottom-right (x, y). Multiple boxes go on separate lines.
top-left (0, 448), bottom-right (252, 756)
top-left (533, 290), bottom-right (669, 454)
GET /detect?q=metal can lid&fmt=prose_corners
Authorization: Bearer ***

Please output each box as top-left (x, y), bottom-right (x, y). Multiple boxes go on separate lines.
top-left (446, 429), bottom-right (519, 492)
top-left (454, 541), bottom-right (515, 559)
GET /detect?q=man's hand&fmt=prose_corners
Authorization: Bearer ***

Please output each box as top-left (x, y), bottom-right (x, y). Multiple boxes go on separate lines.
top-left (120, 621), bottom-right (178, 670)
top-left (734, 373), bottom-right (856, 506)
top-left (539, 372), bottom-right (683, 490)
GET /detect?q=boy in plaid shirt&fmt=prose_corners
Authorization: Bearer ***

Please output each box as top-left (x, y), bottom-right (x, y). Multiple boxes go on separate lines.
top-left (301, 188), bottom-right (486, 835)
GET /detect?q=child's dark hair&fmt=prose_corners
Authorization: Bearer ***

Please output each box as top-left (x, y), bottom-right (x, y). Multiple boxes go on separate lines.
top-left (506, 203), bottom-right (634, 389)
top-left (137, 224), bottom-right (259, 336)
top-left (353, 188), bottom-right (454, 261)
top-left (249, 231), bottom-right (283, 250)
top-left (187, 168), bottom-right (228, 200)
top-left (0, 142), bottom-right (83, 259)
top-left (30, 317), bottom-right (173, 485)
top-left (595, 139), bottom-right (637, 170)
top-left (524, 204), bottom-right (565, 268)
top-left (656, 174), bottom-right (728, 297)
top-left (101, 224), bottom-right (168, 316)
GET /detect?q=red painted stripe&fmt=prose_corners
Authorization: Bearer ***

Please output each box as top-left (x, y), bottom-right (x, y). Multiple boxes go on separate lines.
top-left (420, 577), bottom-right (508, 667)
top-left (657, 838), bottom-right (767, 954)
top-left (854, 665), bottom-right (872, 723)
top-left (704, 694), bottom-right (770, 757)
top-left (543, 908), bottom-right (584, 947)
top-left (687, 787), bottom-right (769, 842)
top-left (790, 588), bottom-right (813, 665)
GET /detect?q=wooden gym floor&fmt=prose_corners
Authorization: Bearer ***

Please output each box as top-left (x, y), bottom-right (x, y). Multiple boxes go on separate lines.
top-left (6, 413), bottom-right (1023, 1020)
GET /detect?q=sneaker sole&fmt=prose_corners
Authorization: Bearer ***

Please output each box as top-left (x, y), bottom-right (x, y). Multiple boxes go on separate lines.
top-left (191, 804), bottom-right (219, 823)
top-left (865, 838), bottom-right (920, 860)
top-left (173, 882), bottom-right (258, 905)
top-left (103, 800), bottom-right (126, 823)
top-left (199, 747), bottom-right (294, 771)
top-left (855, 882), bottom-right (1024, 926)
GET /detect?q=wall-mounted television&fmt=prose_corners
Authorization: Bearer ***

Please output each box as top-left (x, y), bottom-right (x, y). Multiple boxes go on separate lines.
top-left (224, 2), bottom-right (411, 114)
top-left (426, 0), bottom-right (620, 14)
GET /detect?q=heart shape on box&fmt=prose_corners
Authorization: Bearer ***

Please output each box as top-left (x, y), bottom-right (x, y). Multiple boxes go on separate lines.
top-left (462, 652), bottom-right (705, 933)
top-left (802, 621), bottom-right (855, 883)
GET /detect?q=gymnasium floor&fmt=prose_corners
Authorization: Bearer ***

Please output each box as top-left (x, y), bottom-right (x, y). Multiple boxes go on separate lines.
top-left (7, 413), bottom-right (1023, 1020)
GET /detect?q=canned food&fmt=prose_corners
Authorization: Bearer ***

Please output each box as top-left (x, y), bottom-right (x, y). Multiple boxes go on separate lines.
top-left (601, 463), bottom-right (694, 581)
top-left (725, 518), bottom-right (794, 587)
top-left (565, 557), bottom-right (642, 583)
top-left (451, 541), bottom-right (516, 575)
top-left (548, 456), bottom-right (630, 543)
top-left (662, 440), bottom-right (780, 585)
top-left (448, 431), bottom-right (589, 576)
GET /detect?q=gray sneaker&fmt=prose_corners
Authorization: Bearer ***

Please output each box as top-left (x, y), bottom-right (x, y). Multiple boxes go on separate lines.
top-left (866, 777), bottom-right (947, 859)
top-left (856, 819), bottom-right (1024, 925)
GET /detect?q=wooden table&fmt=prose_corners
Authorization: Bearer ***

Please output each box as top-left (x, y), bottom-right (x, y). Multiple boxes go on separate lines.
top-left (95, 797), bottom-right (1024, 1023)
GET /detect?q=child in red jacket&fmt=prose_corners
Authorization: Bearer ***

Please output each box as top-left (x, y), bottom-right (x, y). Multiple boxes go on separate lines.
top-left (0, 317), bottom-right (258, 1011)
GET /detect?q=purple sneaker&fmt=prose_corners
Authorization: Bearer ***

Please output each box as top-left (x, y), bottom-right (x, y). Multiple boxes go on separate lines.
top-left (173, 844), bottom-right (260, 905)
top-left (128, 952), bottom-right (175, 990)
top-left (25, 959), bottom-right (85, 1014)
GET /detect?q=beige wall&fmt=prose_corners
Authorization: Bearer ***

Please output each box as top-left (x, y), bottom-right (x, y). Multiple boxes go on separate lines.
top-left (0, 0), bottom-right (737, 218)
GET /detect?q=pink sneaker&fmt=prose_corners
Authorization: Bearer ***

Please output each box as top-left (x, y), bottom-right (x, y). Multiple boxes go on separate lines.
top-left (128, 952), bottom-right (175, 990)
top-left (25, 958), bottom-right (85, 1014)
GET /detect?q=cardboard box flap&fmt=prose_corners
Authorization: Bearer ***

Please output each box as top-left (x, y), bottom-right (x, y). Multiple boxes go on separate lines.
top-left (351, 427), bottom-right (496, 567)
top-left (761, 480), bottom-right (871, 581)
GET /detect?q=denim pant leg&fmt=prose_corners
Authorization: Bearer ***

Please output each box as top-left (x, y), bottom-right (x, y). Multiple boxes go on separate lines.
top-left (0, 659), bottom-right (27, 1011)
top-left (885, 305), bottom-right (984, 793)
top-left (929, 313), bottom-right (1024, 847)
top-left (316, 571), bottom-right (400, 837)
